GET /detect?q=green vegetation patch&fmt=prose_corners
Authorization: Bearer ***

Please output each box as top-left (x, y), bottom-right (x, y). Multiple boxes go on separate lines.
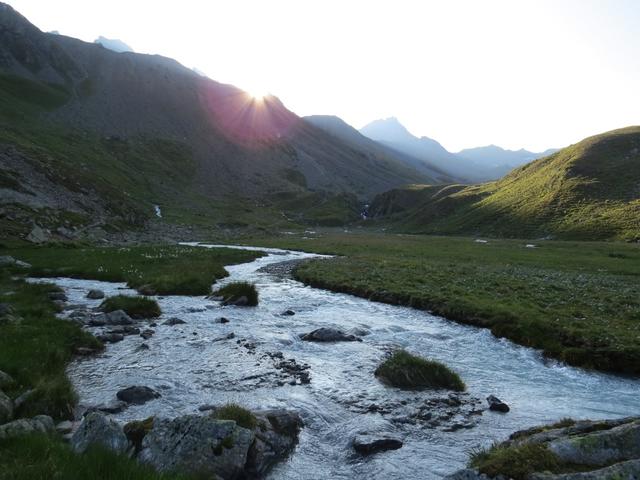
top-left (375, 350), bottom-right (465, 391)
top-left (7, 245), bottom-right (262, 295)
top-left (214, 282), bottom-right (259, 306)
top-left (470, 443), bottom-right (560, 480)
top-left (0, 433), bottom-right (192, 480)
top-left (0, 272), bottom-right (101, 420)
top-left (212, 403), bottom-right (257, 430)
top-left (101, 295), bottom-right (161, 319)
top-left (247, 232), bottom-right (640, 375)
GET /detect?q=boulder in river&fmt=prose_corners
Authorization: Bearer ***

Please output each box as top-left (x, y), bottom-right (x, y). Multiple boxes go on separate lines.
top-left (86, 289), bottom-right (105, 300)
top-left (71, 412), bottom-right (129, 455)
top-left (486, 395), bottom-right (510, 413)
top-left (0, 415), bottom-right (54, 440)
top-left (163, 317), bottom-right (186, 326)
top-left (103, 310), bottom-right (133, 326)
top-left (281, 310), bottom-right (295, 316)
top-left (116, 386), bottom-right (161, 405)
top-left (139, 329), bottom-right (155, 340)
top-left (97, 333), bottom-right (124, 344)
top-left (300, 327), bottom-right (362, 342)
top-left (353, 433), bottom-right (403, 455)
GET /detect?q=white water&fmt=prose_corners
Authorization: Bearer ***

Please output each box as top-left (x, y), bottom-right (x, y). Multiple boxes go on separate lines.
top-left (35, 245), bottom-right (640, 479)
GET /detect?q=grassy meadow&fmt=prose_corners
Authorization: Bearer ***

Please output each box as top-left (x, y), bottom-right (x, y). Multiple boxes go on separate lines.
top-left (245, 232), bottom-right (640, 375)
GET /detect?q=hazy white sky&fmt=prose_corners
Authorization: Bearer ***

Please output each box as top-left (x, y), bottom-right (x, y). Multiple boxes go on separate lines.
top-left (8, 0), bottom-right (640, 151)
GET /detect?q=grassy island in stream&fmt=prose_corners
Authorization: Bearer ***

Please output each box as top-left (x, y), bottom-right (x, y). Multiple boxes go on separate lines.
top-left (243, 232), bottom-right (640, 375)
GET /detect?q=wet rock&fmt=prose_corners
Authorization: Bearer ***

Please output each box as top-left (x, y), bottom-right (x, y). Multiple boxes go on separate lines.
top-left (86, 289), bottom-right (105, 300)
top-left (88, 317), bottom-right (107, 327)
top-left (300, 327), bottom-right (361, 342)
top-left (246, 410), bottom-right (303, 476)
top-left (163, 317), bottom-right (186, 326)
top-left (187, 307), bottom-right (206, 313)
top-left (116, 386), bottom-right (161, 405)
top-left (547, 419), bottom-right (640, 466)
top-left (48, 291), bottom-right (68, 302)
top-left (216, 317), bottom-right (230, 324)
top-left (140, 329), bottom-right (155, 340)
top-left (136, 343), bottom-right (150, 351)
top-left (97, 333), bottom-right (124, 343)
top-left (107, 326), bottom-right (140, 336)
top-left (138, 414), bottom-right (254, 479)
top-left (486, 395), bottom-right (510, 413)
top-left (0, 415), bottom-right (54, 440)
top-left (71, 412), bottom-right (129, 455)
top-left (281, 310), bottom-right (295, 316)
top-left (353, 433), bottom-right (403, 455)
top-left (0, 370), bottom-right (15, 389)
top-left (224, 296), bottom-right (249, 307)
top-left (348, 327), bottom-right (371, 337)
top-left (56, 420), bottom-right (74, 434)
top-left (88, 400), bottom-right (128, 414)
top-left (529, 459), bottom-right (640, 480)
top-left (212, 332), bottom-right (235, 342)
top-left (0, 390), bottom-right (13, 423)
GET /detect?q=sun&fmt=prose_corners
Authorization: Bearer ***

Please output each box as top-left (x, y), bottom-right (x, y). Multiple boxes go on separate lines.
top-left (245, 86), bottom-right (269, 101)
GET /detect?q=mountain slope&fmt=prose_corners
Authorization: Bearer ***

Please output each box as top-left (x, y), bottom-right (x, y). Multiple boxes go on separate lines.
top-left (370, 127), bottom-right (640, 240)
top-left (457, 145), bottom-right (559, 178)
top-left (0, 3), bottom-right (431, 240)
top-left (304, 115), bottom-right (454, 184)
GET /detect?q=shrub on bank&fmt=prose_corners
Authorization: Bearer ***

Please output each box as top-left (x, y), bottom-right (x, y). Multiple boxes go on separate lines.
top-left (374, 350), bottom-right (465, 391)
top-left (101, 295), bottom-right (161, 319)
top-left (470, 443), bottom-right (560, 480)
top-left (214, 282), bottom-right (258, 306)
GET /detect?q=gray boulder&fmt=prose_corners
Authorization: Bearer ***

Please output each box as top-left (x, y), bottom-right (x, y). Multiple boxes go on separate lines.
top-left (0, 415), bottom-right (54, 440)
top-left (0, 255), bottom-right (16, 266)
top-left (300, 327), bottom-right (361, 342)
top-left (86, 289), bottom-right (105, 299)
top-left (0, 370), bottom-right (14, 389)
top-left (97, 333), bottom-right (124, 343)
top-left (0, 390), bottom-right (13, 424)
top-left (116, 386), bottom-right (161, 405)
top-left (486, 395), bottom-right (510, 413)
top-left (138, 415), bottom-right (254, 479)
top-left (71, 412), bottom-right (129, 455)
top-left (353, 433), bottom-right (403, 455)
top-left (104, 310), bottom-right (133, 325)
top-left (547, 419), bottom-right (640, 466)
top-left (26, 225), bottom-right (48, 243)
top-left (246, 410), bottom-right (303, 476)
top-left (530, 459), bottom-right (640, 479)
top-left (163, 317), bottom-right (186, 326)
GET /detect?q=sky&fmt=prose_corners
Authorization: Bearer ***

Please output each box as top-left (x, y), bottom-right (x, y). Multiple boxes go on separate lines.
top-left (8, 0), bottom-right (640, 152)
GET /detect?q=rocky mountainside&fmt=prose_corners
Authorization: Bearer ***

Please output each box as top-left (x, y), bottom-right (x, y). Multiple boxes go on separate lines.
top-left (457, 145), bottom-right (559, 179)
top-left (0, 3), bottom-right (431, 241)
top-left (305, 115), bottom-right (454, 184)
top-left (370, 126), bottom-right (640, 240)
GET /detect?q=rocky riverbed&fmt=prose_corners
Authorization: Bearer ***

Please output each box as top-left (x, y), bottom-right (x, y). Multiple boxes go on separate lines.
top-left (24, 245), bottom-right (640, 479)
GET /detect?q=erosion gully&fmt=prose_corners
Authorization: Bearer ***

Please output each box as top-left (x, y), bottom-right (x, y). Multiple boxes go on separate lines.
top-left (33, 244), bottom-right (640, 479)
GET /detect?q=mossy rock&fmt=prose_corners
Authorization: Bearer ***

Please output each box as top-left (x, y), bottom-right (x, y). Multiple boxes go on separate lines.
top-left (212, 403), bottom-right (257, 430)
top-left (214, 282), bottom-right (258, 307)
top-left (100, 295), bottom-right (161, 319)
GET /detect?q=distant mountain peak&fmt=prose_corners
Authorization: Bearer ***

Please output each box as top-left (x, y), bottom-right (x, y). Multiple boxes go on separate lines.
top-left (94, 36), bottom-right (133, 53)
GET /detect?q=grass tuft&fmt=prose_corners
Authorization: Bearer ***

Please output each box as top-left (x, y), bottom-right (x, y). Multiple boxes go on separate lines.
top-left (214, 282), bottom-right (258, 306)
top-left (101, 295), bottom-right (161, 319)
top-left (374, 350), bottom-right (465, 391)
top-left (212, 403), bottom-right (257, 430)
top-left (470, 442), bottom-right (560, 480)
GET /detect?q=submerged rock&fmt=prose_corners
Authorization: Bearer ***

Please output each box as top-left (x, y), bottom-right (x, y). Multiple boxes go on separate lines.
top-left (300, 327), bottom-right (361, 342)
top-left (163, 317), bottom-right (186, 326)
top-left (139, 329), bottom-right (155, 340)
top-left (353, 433), bottom-right (403, 455)
top-left (0, 415), bottom-right (54, 440)
top-left (281, 310), bottom-right (295, 316)
top-left (116, 386), bottom-right (161, 405)
top-left (486, 395), bottom-right (509, 413)
top-left (71, 412), bottom-right (129, 455)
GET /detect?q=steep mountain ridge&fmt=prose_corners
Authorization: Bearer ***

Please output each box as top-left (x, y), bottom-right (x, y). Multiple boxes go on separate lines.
top-left (370, 126), bottom-right (640, 240)
top-left (0, 2), bottom-right (430, 240)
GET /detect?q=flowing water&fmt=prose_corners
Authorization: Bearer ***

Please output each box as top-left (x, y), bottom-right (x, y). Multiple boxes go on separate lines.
top-left (36, 245), bottom-right (640, 479)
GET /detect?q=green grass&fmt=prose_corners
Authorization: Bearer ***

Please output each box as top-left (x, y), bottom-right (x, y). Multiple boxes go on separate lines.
top-left (214, 282), bottom-right (259, 306)
top-left (370, 126), bottom-right (640, 241)
top-left (0, 271), bottom-right (102, 420)
top-left (470, 443), bottom-right (561, 480)
top-left (5, 245), bottom-right (262, 295)
top-left (375, 350), bottom-right (465, 391)
top-left (243, 232), bottom-right (640, 375)
top-left (101, 295), bottom-right (161, 319)
top-left (0, 433), bottom-right (193, 480)
top-left (212, 403), bottom-right (257, 430)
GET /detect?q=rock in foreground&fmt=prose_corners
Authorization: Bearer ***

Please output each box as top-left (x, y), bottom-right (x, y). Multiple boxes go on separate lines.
top-left (353, 433), bottom-right (403, 455)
